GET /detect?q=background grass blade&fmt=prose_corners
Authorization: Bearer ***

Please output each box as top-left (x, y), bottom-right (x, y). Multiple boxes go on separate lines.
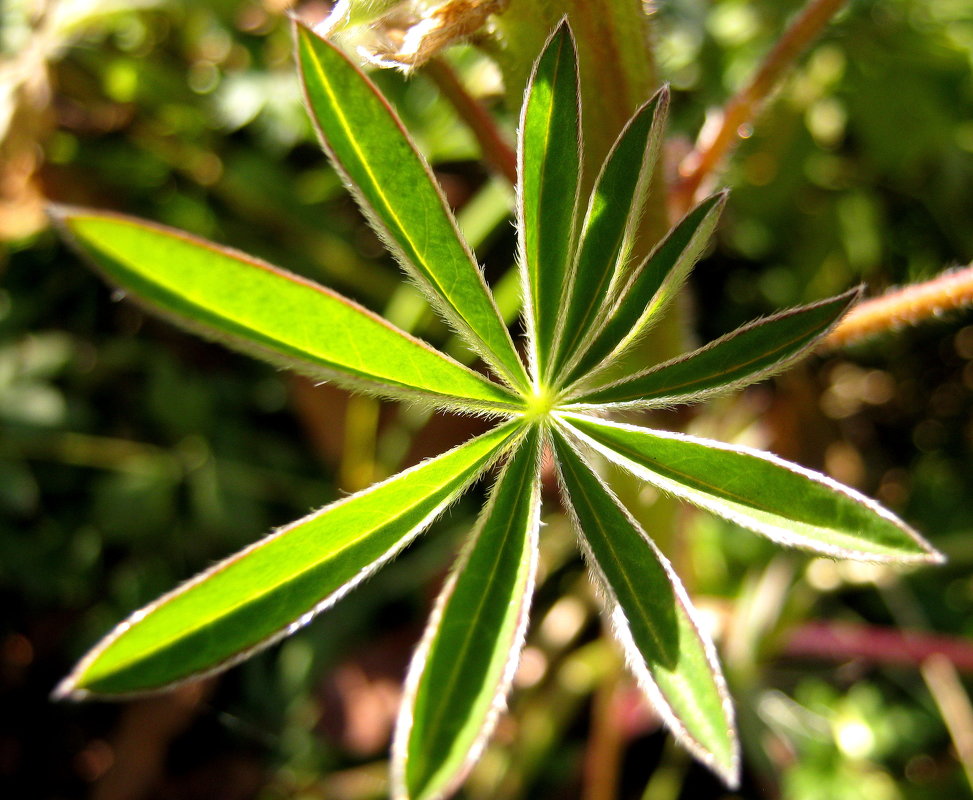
top-left (571, 289), bottom-right (861, 408)
top-left (561, 414), bottom-right (944, 564)
top-left (563, 192), bottom-right (726, 387)
top-left (393, 429), bottom-right (542, 800)
top-left (296, 22), bottom-right (529, 393)
top-left (53, 208), bottom-right (520, 413)
top-left (517, 20), bottom-right (581, 383)
top-left (54, 422), bottom-right (522, 698)
top-left (551, 88), bottom-right (669, 381)
top-left (552, 427), bottom-right (739, 787)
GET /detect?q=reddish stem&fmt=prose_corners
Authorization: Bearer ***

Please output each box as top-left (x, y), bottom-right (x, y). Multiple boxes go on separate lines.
top-left (425, 57), bottom-right (518, 185)
top-left (784, 621), bottom-right (973, 673)
top-left (822, 264), bottom-right (973, 349)
top-left (670, 0), bottom-right (847, 216)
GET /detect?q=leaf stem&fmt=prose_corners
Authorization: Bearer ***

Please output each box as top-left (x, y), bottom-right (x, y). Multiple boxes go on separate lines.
top-left (670, 0), bottom-right (848, 216)
top-left (424, 57), bottom-right (517, 185)
top-left (821, 264), bottom-right (973, 349)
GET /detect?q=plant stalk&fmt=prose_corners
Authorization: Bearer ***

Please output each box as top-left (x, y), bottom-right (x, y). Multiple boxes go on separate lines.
top-left (671, 0), bottom-right (848, 216)
top-left (425, 57), bottom-right (518, 184)
top-left (822, 264), bottom-right (973, 349)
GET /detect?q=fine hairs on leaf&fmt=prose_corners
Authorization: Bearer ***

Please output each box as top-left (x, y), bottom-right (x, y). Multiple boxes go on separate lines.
top-left (52, 14), bottom-right (944, 798)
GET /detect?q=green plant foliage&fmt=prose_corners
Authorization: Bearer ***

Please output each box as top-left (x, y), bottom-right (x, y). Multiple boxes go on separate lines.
top-left (569, 288), bottom-right (862, 407)
top-left (53, 17), bottom-right (944, 798)
top-left (517, 23), bottom-right (581, 383)
top-left (297, 27), bottom-right (529, 393)
top-left (553, 430), bottom-right (737, 780)
top-left (394, 428), bottom-right (542, 800)
top-left (51, 211), bottom-right (520, 412)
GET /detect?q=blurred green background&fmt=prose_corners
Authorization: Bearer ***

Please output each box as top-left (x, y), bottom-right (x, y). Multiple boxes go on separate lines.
top-left (2, 0), bottom-right (973, 798)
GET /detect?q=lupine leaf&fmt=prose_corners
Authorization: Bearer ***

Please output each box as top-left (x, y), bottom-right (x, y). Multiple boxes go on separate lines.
top-left (518, 20), bottom-right (581, 382)
top-left (563, 192), bottom-right (726, 387)
top-left (53, 208), bottom-right (520, 413)
top-left (296, 22), bottom-right (529, 393)
top-left (550, 87), bottom-right (670, 380)
top-left (570, 289), bottom-right (861, 408)
top-left (54, 422), bottom-right (523, 699)
top-left (552, 426), bottom-right (739, 787)
top-left (393, 429), bottom-right (542, 800)
top-left (561, 414), bottom-right (944, 563)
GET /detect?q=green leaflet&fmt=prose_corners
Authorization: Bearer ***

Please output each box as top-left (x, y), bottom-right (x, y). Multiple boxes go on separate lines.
top-left (562, 192), bottom-right (727, 387)
top-left (518, 20), bottom-right (581, 383)
top-left (296, 22), bottom-right (529, 393)
top-left (552, 427), bottom-right (739, 787)
top-left (394, 429), bottom-right (542, 800)
top-left (561, 414), bottom-right (943, 563)
top-left (571, 289), bottom-right (861, 408)
top-left (550, 87), bottom-right (670, 380)
top-left (55, 422), bottom-right (522, 698)
top-left (54, 208), bottom-right (520, 413)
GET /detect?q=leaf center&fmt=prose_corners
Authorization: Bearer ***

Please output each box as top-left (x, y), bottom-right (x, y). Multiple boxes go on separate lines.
top-left (524, 386), bottom-right (557, 422)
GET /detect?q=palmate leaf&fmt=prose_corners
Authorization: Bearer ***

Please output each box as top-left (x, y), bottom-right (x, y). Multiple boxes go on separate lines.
top-left (54, 422), bottom-right (522, 699)
top-left (52, 12), bottom-right (947, 797)
top-left (518, 20), bottom-right (582, 383)
top-left (552, 427), bottom-right (739, 786)
top-left (550, 86), bottom-right (670, 380)
top-left (561, 191), bottom-right (727, 387)
top-left (570, 288), bottom-right (861, 408)
top-left (52, 208), bottom-right (520, 413)
top-left (560, 413), bottom-right (943, 564)
top-left (393, 429), bottom-right (542, 800)
top-left (295, 21), bottom-right (530, 393)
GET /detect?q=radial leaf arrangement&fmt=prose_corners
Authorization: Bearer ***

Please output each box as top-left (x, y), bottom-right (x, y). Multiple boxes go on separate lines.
top-left (53, 19), bottom-right (943, 797)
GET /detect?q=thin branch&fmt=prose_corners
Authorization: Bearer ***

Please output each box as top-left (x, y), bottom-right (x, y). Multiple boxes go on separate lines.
top-left (821, 264), bottom-right (973, 349)
top-left (424, 57), bottom-right (517, 185)
top-left (670, 0), bottom-right (848, 217)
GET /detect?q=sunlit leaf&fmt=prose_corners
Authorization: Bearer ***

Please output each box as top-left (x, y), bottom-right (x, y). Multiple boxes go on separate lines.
top-left (571, 289), bottom-right (860, 408)
top-left (55, 422), bottom-right (522, 698)
top-left (563, 192), bottom-right (726, 387)
top-left (52, 208), bottom-right (520, 413)
top-left (551, 87), bottom-right (669, 380)
top-left (50, 15), bottom-right (949, 795)
top-left (296, 22), bottom-right (529, 392)
top-left (518, 19), bottom-right (581, 382)
top-left (393, 429), bottom-right (542, 800)
top-left (552, 426), bottom-right (739, 787)
top-left (560, 413), bottom-right (943, 563)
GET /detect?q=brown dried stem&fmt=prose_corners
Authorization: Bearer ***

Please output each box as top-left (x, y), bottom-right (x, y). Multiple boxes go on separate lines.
top-left (822, 264), bottom-right (973, 349)
top-left (424, 57), bottom-right (517, 185)
top-left (670, 0), bottom-right (847, 217)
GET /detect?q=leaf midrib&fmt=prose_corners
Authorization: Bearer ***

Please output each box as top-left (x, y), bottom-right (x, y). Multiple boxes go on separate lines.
top-left (559, 430), bottom-right (727, 757)
top-left (81, 219), bottom-right (520, 411)
top-left (584, 314), bottom-right (832, 404)
top-left (412, 460), bottom-right (530, 790)
top-left (305, 42), bottom-right (508, 380)
top-left (558, 438), bottom-right (669, 658)
top-left (100, 462), bottom-right (485, 674)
